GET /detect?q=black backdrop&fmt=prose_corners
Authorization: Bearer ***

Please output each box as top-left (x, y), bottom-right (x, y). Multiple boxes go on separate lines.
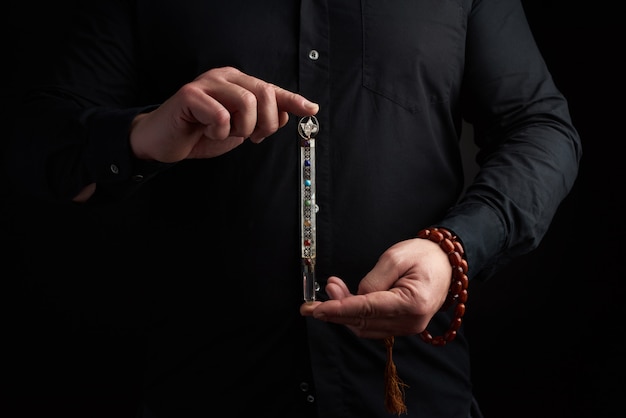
top-left (2, 2), bottom-right (623, 417)
top-left (466, 3), bottom-right (624, 417)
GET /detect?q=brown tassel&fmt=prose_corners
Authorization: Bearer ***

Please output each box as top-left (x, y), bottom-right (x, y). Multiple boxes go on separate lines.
top-left (383, 336), bottom-right (408, 415)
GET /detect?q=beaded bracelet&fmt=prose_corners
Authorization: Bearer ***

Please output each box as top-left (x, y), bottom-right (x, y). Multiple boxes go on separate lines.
top-left (417, 226), bottom-right (469, 345)
top-left (383, 227), bottom-right (469, 415)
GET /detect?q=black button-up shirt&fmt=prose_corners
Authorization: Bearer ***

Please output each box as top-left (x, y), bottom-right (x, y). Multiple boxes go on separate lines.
top-left (4, 1), bottom-right (581, 417)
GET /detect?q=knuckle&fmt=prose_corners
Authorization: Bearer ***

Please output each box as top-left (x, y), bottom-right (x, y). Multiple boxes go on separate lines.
top-left (255, 81), bottom-right (276, 99)
top-left (177, 83), bottom-right (198, 97)
top-left (212, 107), bottom-right (231, 127)
top-left (238, 89), bottom-right (258, 109)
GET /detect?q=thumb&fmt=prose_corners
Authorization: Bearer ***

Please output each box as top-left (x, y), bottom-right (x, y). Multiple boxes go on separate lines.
top-left (325, 276), bottom-right (352, 300)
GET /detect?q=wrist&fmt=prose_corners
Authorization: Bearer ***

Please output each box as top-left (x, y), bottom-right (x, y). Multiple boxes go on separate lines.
top-left (416, 227), bottom-right (469, 345)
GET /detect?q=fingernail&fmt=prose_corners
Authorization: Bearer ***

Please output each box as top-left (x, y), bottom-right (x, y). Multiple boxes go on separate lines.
top-left (305, 101), bottom-right (319, 113)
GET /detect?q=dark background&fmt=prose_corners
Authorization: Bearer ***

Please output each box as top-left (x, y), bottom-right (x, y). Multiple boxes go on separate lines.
top-left (466, 3), bottom-right (624, 418)
top-left (2, 1), bottom-right (623, 417)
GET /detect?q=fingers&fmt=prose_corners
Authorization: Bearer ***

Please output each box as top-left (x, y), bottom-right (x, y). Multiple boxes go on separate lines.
top-left (193, 67), bottom-right (318, 142)
top-left (205, 78), bottom-right (271, 141)
top-left (272, 84), bottom-right (320, 117)
top-left (179, 85), bottom-right (233, 141)
top-left (130, 67), bottom-right (318, 164)
top-left (300, 272), bottom-right (433, 338)
top-left (307, 288), bottom-right (425, 338)
top-left (245, 81), bottom-right (281, 142)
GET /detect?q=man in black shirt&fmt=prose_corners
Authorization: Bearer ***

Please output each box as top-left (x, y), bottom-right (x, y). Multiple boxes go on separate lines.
top-left (3, 1), bottom-right (581, 417)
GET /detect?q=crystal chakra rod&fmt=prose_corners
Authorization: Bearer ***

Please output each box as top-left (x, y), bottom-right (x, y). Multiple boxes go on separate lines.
top-left (298, 116), bottom-right (319, 303)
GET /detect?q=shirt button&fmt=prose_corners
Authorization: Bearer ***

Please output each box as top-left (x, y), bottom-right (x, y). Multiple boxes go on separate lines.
top-left (110, 164), bottom-right (119, 174)
top-left (308, 49), bottom-right (319, 60)
top-left (306, 394), bottom-right (315, 403)
top-left (300, 382), bottom-right (310, 392)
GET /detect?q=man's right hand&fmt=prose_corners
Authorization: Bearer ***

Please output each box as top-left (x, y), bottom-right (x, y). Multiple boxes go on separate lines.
top-left (130, 66), bottom-right (320, 162)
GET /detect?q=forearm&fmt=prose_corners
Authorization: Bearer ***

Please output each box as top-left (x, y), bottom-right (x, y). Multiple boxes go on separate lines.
top-left (441, 120), bottom-right (581, 280)
top-left (4, 92), bottom-right (168, 203)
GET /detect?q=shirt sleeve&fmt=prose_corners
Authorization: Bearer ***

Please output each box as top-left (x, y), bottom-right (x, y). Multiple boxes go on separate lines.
top-left (441, 0), bottom-right (582, 280)
top-left (3, 1), bottom-right (175, 202)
